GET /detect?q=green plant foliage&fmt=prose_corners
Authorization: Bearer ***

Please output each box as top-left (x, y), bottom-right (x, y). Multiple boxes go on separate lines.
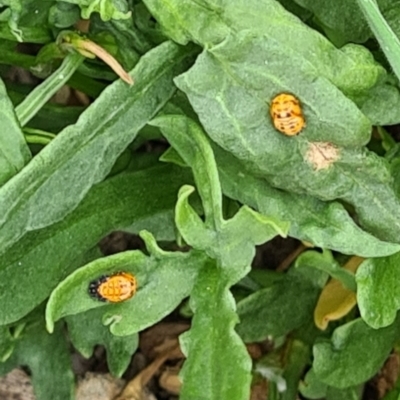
top-left (152, 114), bottom-right (288, 400)
top-left (357, 252), bottom-right (400, 329)
top-left (0, 0), bottom-right (53, 42)
top-left (0, 40), bottom-right (196, 256)
top-left (45, 233), bottom-right (204, 335)
top-left (0, 78), bottom-right (31, 185)
top-left (66, 308), bottom-right (138, 377)
top-left (313, 318), bottom-right (400, 388)
top-left (0, 164), bottom-right (191, 326)
top-left (236, 250), bottom-right (328, 342)
top-left (3, 0), bottom-right (400, 398)
top-left (300, 369), bottom-right (362, 400)
top-left (62, 0), bottom-right (131, 21)
top-left (214, 145), bottom-right (400, 257)
top-left (180, 262), bottom-right (252, 400)
top-left (0, 319), bottom-right (74, 400)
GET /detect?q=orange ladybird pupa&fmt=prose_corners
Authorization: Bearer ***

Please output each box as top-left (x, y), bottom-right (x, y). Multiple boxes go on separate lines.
top-left (89, 272), bottom-right (137, 303)
top-left (270, 93), bottom-right (306, 136)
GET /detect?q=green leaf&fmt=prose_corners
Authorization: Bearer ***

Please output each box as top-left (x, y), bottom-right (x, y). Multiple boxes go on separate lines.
top-left (299, 250), bottom-right (356, 292)
top-left (48, 1), bottom-right (80, 29)
top-left (0, 39), bottom-right (35, 69)
top-left (153, 115), bottom-right (289, 281)
top-left (300, 369), bottom-right (328, 399)
top-left (0, 0), bottom-right (54, 42)
top-left (180, 262), bottom-right (251, 400)
top-left (62, 0), bottom-right (131, 21)
top-left (356, 0), bottom-right (400, 83)
top-left (0, 320), bottom-right (74, 400)
top-left (0, 164), bottom-right (192, 325)
top-left (356, 252), bottom-right (400, 329)
top-left (67, 307), bottom-right (138, 377)
top-left (215, 145), bottom-right (400, 257)
top-left (300, 370), bottom-right (362, 400)
top-left (313, 318), bottom-right (398, 388)
top-left (281, 340), bottom-right (311, 400)
top-left (0, 78), bottom-right (31, 186)
top-left (0, 326), bottom-right (15, 362)
top-left (236, 251), bottom-right (327, 342)
top-left (293, 0), bottom-right (371, 44)
top-left (0, 40), bottom-right (196, 256)
top-left (352, 80), bottom-right (400, 126)
top-left (176, 32), bottom-right (400, 242)
top-left (177, 31), bottom-right (371, 147)
top-left (46, 232), bottom-right (203, 335)
top-left (151, 115), bottom-right (224, 230)
top-left (146, 0), bottom-right (384, 95)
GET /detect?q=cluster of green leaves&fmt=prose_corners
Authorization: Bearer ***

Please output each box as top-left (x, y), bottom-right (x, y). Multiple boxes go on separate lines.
top-left (3, 0), bottom-right (400, 399)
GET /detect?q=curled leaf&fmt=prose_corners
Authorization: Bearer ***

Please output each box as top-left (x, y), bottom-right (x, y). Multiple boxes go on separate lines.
top-left (314, 256), bottom-right (364, 330)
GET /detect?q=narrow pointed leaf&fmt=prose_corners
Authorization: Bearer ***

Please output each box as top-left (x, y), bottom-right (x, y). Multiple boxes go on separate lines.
top-left (0, 78), bottom-right (31, 186)
top-left (180, 262), bottom-right (251, 400)
top-left (0, 40), bottom-right (196, 255)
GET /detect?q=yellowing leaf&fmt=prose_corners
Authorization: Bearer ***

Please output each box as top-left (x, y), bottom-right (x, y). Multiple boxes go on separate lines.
top-left (314, 256), bottom-right (364, 330)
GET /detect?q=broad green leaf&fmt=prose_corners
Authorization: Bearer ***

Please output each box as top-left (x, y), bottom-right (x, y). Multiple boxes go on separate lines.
top-left (0, 41), bottom-right (196, 256)
top-left (180, 262), bottom-right (251, 400)
top-left (236, 251), bottom-right (327, 342)
top-left (143, 0), bottom-right (385, 94)
top-left (67, 308), bottom-right (138, 377)
top-left (48, 1), bottom-right (80, 29)
top-left (300, 369), bottom-right (328, 399)
top-left (293, 0), bottom-right (371, 45)
top-left (0, 164), bottom-right (192, 325)
top-left (300, 370), bottom-right (362, 400)
top-left (0, 320), bottom-right (74, 400)
top-left (176, 32), bottom-right (400, 242)
top-left (46, 232), bottom-right (204, 335)
top-left (214, 146), bottom-right (400, 257)
top-left (313, 318), bottom-right (398, 388)
top-left (356, 252), bottom-right (400, 329)
top-left (352, 80), bottom-right (400, 126)
top-left (61, 0), bottom-right (131, 20)
top-left (177, 31), bottom-right (371, 148)
top-left (0, 78), bottom-right (31, 186)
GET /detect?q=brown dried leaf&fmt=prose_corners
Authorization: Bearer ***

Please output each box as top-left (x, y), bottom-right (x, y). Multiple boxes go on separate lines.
top-left (140, 322), bottom-right (189, 359)
top-left (76, 372), bottom-right (125, 400)
top-left (159, 366), bottom-right (182, 395)
top-left (114, 341), bottom-right (180, 400)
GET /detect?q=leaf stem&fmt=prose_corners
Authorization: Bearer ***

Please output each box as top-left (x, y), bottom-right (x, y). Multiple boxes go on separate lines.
top-left (15, 53), bottom-right (84, 127)
top-left (356, 0), bottom-right (400, 81)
